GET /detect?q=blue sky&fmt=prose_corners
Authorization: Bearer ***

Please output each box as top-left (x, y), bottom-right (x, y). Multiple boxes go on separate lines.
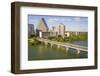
top-left (28, 15), bottom-right (88, 32)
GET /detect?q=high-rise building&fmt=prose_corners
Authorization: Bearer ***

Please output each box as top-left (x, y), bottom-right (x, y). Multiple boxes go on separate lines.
top-left (52, 23), bottom-right (65, 36)
top-left (36, 18), bottom-right (48, 32)
top-left (58, 23), bottom-right (65, 36)
top-left (49, 23), bottom-right (65, 36)
top-left (36, 18), bottom-right (49, 37)
top-left (28, 24), bottom-right (34, 37)
top-left (36, 18), bottom-right (65, 37)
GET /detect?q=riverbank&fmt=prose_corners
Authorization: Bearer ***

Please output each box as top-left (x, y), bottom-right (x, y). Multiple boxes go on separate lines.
top-left (44, 34), bottom-right (87, 43)
top-left (28, 38), bottom-right (41, 45)
top-left (28, 32), bottom-right (87, 45)
top-left (28, 38), bottom-right (87, 47)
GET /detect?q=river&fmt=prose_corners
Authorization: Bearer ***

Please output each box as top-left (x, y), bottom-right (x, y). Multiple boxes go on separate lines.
top-left (28, 40), bottom-right (88, 61)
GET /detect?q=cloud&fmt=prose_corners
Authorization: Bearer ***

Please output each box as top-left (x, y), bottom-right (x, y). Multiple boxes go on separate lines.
top-left (29, 19), bottom-right (38, 24)
top-left (64, 18), bottom-right (73, 22)
top-left (47, 18), bottom-right (60, 23)
top-left (73, 17), bottom-right (88, 22)
top-left (47, 17), bottom-right (73, 23)
top-left (74, 17), bottom-right (81, 21)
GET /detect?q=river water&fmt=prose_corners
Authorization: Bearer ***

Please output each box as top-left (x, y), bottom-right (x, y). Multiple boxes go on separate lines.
top-left (28, 40), bottom-right (88, 60)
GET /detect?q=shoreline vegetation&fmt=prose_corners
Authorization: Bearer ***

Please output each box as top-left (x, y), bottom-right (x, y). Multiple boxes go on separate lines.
top-left (28, 38), bottom-right (41, 45)
top-left (28, 33), bottom-right (87, 46)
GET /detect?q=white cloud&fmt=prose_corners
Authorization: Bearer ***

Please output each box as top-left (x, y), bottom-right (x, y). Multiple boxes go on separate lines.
top-left (74, 17), bottom-right (81, 21)
top-left (47, 17), bottom-right (72, 23)
top-left (29, 19), bottom-right (38, 24)
top-left (47, 18), bottom-right (60, 22)
top-left (64, 18), bottom-right (72, 21)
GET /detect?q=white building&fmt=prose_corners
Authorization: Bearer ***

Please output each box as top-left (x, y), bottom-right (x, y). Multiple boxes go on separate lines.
top-left (57, 23), bottom-right (65, 36)
top-left (50, 23), bottom-right (65, 36)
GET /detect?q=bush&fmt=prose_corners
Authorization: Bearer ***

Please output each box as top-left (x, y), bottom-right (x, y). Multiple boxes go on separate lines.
top-left (42, 32), bottom-right (87, 43)
top-left (29, 38), bottom-right (41, 45)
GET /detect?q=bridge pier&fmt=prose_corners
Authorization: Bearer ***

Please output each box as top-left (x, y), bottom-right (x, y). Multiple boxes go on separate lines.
top-left (66, 47), bottom-right (69, 51)
top-left (65, 47), bottom-right (69, 53)
top-left (57, 45), bottom-right (60, 48)
top-left (77, 49), bottom-right (80, 54)
top-left (44, 42), bottom-right (48, 45)
top-left (51, 44), bottom-right (53, 48)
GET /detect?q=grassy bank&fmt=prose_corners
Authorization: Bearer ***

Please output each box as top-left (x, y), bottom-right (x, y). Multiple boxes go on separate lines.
top-left (28, 38), bottom-right (41, 45)
top-left (43, 33), bottom-right (87, 42)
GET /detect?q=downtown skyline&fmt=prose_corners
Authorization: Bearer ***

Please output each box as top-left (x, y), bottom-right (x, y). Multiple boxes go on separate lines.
top-left (28, 15), bottom-right (88, 32)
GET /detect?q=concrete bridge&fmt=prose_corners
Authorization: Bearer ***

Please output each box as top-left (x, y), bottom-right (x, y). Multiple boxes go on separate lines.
top-left (36, 38), bottom-right (88, 54)
top-left (29, 38), bottom-right (88, 54)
